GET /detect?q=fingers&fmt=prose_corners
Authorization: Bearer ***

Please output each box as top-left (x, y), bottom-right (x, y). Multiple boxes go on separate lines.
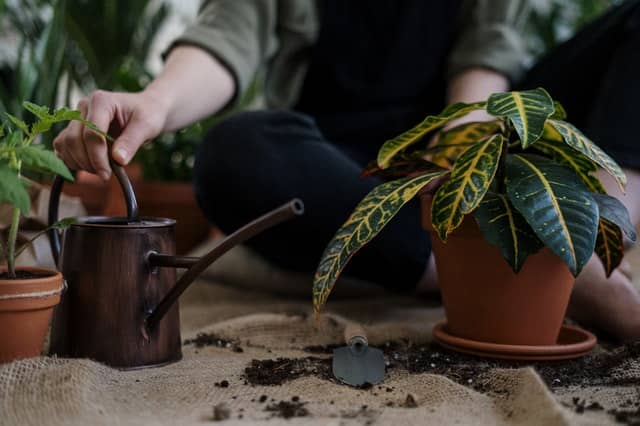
top-left (54, 89), bottom-right (163, 177)
top-left (54, 99), bottom-right (90, 173)
top-left (83, 91), bottom-right (114, 180)
top-left (112, 111), bottom-right (160, 166)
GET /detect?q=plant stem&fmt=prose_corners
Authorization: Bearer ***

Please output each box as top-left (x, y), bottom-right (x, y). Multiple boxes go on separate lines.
top-left (7, 207), bottom-right (20, 278)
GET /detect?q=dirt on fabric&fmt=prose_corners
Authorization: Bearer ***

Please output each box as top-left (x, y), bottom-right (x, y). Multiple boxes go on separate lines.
top-left (264, 398), bottom-right (310, 419)
top-left (183, 333), bottom-right (244, 352)
top-left (242, 340), bottom-right (640, 424)
top-left (244, 357), bottom-right (333, 386)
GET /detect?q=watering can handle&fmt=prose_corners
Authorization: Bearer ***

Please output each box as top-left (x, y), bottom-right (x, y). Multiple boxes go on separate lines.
top-left (48, 161), bottom-right (140, 265)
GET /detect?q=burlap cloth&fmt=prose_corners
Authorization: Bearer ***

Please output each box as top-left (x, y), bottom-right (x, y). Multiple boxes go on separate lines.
top-left (2, 241), bottom-right (639, 425)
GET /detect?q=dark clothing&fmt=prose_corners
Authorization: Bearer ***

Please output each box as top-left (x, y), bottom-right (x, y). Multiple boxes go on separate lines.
top-left (296, 0), bottom-right (461, 161)
top-left (518, 0), bottom-right (640, 168)
top-left (194, 0), bottom-right (640, 291)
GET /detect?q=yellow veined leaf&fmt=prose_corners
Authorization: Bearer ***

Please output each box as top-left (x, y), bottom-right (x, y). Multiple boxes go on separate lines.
top-left (532, 138), bottom-right (605, 193)
top-left (376, 101), bottom-right (485, 169)
top-left (487, 88), bottom-right (555, 148)
top-left (551, 100), bottom-right (567, 120)
top-left (548, 119), bottom-right (626, 191)
top-left (429, 120), bottom-right (502, 168)
top-left (431, 134), bottom-right (504, 241)
top-left (542, 121), bottom-right (563, 141)
top-left (530, 141), bottom-right (629, 276)
top-left (595, 218), bottom-right (624, 277)
top-left (505, 154), bottom-right (599, 276)
top-left (473, 192), bottom-right (543, 272)
top-left (591, 193), bottom-right (636, 241)
top-left (312, 170), bottom-right (448, 314)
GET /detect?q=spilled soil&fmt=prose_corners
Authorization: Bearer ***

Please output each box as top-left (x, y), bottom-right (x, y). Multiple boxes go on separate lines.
top-left (183, 332), bottom-right (244, 353)
top-left (264, 397), bottom-right (310, 419)
top-left (244, 357), bottom-right (333, 386)
top-left (241, 340), bottom-right (640, 424)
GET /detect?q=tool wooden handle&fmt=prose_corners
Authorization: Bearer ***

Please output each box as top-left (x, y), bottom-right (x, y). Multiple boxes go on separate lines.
top-left (344, 323), bottom-right (367, 345)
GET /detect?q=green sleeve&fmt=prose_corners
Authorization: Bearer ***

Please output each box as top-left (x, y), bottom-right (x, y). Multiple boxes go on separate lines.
top-left (448, 0), bottom-right (532, 83)
top-left (164, 0), bottom-right (279, 110)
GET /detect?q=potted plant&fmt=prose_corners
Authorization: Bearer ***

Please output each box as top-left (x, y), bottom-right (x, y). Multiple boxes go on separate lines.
top-left (0, 101), bottom-right (101, 363)
top-left (312, 88), bottom-right (635, 353)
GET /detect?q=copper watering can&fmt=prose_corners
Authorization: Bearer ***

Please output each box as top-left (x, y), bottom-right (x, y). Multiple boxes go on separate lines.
top-left (47, 163), bottom-right (304, 369)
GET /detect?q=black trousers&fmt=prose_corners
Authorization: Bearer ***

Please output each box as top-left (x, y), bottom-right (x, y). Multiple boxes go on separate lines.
top-left (193, 1), bottom-right (640, 292)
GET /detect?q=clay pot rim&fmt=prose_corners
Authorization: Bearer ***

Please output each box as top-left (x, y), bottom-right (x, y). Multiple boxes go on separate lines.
top-left (0, 266), bottom-right (63, 310)
top-left (72, 216), bottom-right (176, 228)
top-left (0, 266), bottom-right (61, 285)
top-left (433, 321), bottom-right (596, 358)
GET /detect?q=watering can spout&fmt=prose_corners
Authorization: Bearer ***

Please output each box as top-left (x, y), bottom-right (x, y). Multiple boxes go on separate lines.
top-left (144, 198), bottom-right (304, 332)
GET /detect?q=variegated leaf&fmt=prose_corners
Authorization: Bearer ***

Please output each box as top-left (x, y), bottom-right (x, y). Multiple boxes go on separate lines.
top-left (487, 88), bottom-right (555, 148)
top-left (431, 134), bottom-right (504, 241)
top-left (474, 192), bottom-right (543, 272)
top-left (591, 193), bottom-right (636, 241)
top-left (361, 156), bottom-right (443, 180)
top-left (549, 119), bottom-right (626, 191)
top-left (595, 218), bottom-right (624, 277)
top-left (532, 138), bottom-right (605, 193)
top-left (313, 170), bottom-right (448, 313)
top-left (505, 154), bottom-right (599, 276)
top-left (377, 101), bottom-right (485, 169)
top-left (429, 121), bottom-right (502, 168)
top-left (551, 101), bottom-right (567, 120)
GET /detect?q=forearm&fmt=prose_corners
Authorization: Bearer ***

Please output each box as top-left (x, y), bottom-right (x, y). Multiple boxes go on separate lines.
top-left (447, 67), bottom-right (509, 104)
top-left (144, 45), bottom-right (235, 133)
top-left (445, 68), bottom-right (510, 124)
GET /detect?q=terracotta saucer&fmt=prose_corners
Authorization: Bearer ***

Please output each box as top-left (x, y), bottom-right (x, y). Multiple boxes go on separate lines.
top-left (432, 321), bottom-right (597, 361)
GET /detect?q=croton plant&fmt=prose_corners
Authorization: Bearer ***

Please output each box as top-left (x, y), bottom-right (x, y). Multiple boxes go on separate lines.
top-left (312, 88), bottom-right (636, 313)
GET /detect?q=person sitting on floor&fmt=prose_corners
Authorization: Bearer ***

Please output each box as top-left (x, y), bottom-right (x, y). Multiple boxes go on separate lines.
top-left (53, 0), bottom-right (640, 341)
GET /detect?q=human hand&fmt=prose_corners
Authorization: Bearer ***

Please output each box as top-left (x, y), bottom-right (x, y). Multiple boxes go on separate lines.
top-left (53, 89), bottom-right (169, 181)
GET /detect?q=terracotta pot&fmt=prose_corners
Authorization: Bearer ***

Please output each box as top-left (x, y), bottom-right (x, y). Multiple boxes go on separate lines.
top-left (420, 194), bottom-right (575, 346)
top-left (134, 181), bottom-right (211, 254)
top-left (0, 266), bottom-right (63, 363)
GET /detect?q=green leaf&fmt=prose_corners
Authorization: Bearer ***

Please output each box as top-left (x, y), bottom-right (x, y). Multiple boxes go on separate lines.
top-left (377, 101), bottom-right (485, 168)
top-left (548, 119), bottom-right (626, 192)
top-left (6, 114), bottom-right (30, 135)
top-left (431, 134), bottom-right (504, 241)
top-left (312, 170), bottom-right (448, 313)
top-left (474, 192), bottom-right (543, 272)
top-left (505, 154), bottom-right (599, 276)
top-left (22, 101), bottom-right (50, 119)
top-left (23, 102), bottom-right (112, 142)
top-left (595, 218), bottom-right (624, 277)
top-left (551, 101), bottom-right (567, 120)
top-left (591, 193), bottom-right (636, 241)
top-left (16, 145), bottom-right (74, 181)
top-left (0, 162), bottom-right (30, 213)
top-left (2, 131), bottom-right (21, 149)
top-left (430, 120), bottom-right (502, 168)
top-left (532, 138), bottom-right (605, 193)
top-left (487, 88), bottom-right (555, 148)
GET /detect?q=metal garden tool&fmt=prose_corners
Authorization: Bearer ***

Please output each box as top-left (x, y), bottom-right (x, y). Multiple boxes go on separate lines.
top-left (332, 323), bottom-right (385, 386)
